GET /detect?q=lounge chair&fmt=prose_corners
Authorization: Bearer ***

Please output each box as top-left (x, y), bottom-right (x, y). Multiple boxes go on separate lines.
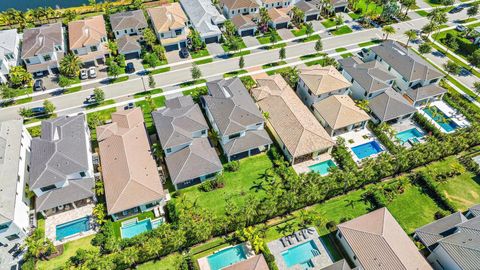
top-left (280, 237), bottom-right (287, 247)
top-left (286, 236), bottom-right (293, 245)
top-left (307, 228), bottom-right (315, 234)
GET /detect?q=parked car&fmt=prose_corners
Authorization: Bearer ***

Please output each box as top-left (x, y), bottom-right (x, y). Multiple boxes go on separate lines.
top-left (124, 102), bottom-right (134, 110)
top-left (33, 79), bottom-right (45, 91)
top-left (84, 94), bottom-right (96, 104)
top-left (31, 107), bottom-right (46, 116)
top-left (180, 47), bottom-right (190, 59)
top-left (449, 6), bottom-right (463, 13)
top-left (126, 62), bottom-right (135, 73)
top-left (456, 25), bottom-right (467, 32)
top-left (88, 67), bottom-right (97, 78)
top-left (80, 69), bottom-right (88, 80)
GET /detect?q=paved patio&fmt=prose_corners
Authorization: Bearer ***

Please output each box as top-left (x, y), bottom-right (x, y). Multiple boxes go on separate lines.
top-left (267, 227), bottom-right (334, 270)
top-left (334, 128), bottom-right (386, 163)
top-left (293, 152), bottom-right (334, 175)
top-left (419, 100), bottom-right (470, 133)
top-left (45, 204), bottom-right (95, 245)
top-left (390, 118), bottom-right (427, 148)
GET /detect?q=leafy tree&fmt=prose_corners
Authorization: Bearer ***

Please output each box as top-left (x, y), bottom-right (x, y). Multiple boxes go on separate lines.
top-left (116, 54), bottom-right (126, 68)
top-left (382, 25), bottom-right (396, 40)
top-left (468, 49), bottom-right (480, 68)
top-left (107, 61), bottom-right (122, 78)
top-left (334, 14), bottom-right (343, 30)
top-left (418, 42), bottom-right (432, 54)
top-left (291, 6), bottom-right (305, 27)
top-left (148, 74), bottom-right (156, 89)
top-left (0, 85), bottom-right (16, 100)
top-left (131, 0), bottom-right (144, 9)
top-left (381, 0), bottom-right (400, 21)
top-left (153, 44), bottom-right (166, 61)
top-left (191, 64), bottom-right (202, 80)
top-left (18, 107), bottom-right (33, 118)
top-left (239, 56), bottom-right (245, 69)
top-left (9, 66), bottom-right (32, 87)
top-left (143, 28), bottom-right (157, 49)
top-left (269, 30), bottom-right (279, 45)
top-left (279, 47), bottom-right (286, 61)
top-left (93, 88), bottom-right (105, 103)
top-left (468, 3), bottom-right (479, 18)
top-left (87, 112), bottom-right (104, 130)
top-left (404, 29), bottom-right (417, 47)
top-left (189, 29), bottom-right (204, 52)
top-left (421, 22), bottom-right (435, 38)
top-left (143, 52), bottom-right (159, 68)
top-left (145, 95), bottom-right (156, 113)
top-left (224, 20), bottom-right (237, 38)
top-left (444, 35), bottom-right (458, 54)
top-left (43, 99), bottom-right (55, 115)
top-left (305, 22), bottom-right (314, 37)
top-left (314, 37), bottom-right (323, 52)
top-left (60, 53), bottom-right (82, 78)
top-left (107, 40), bottom-right (118, 56)
top-left (443, 60), bottom-right (461, 75)
top-left (323, 56), bottom-right (339, 69)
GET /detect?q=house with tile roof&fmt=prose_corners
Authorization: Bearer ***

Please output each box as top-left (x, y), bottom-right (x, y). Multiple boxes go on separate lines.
top-left (220, 0), bottom-right (260, 19)
top-left (467, 204), bottom-right (480, 218)
top-left (267, 7), bottom-right (291, 29)
top-left (147, 3), bottom-right (189, 51)
top-left (180, 0), bottom-right (226, 44)
top-left (30, 115), bottom-right (95, 218)
top-left (252, 74), bottom-right (334, 164)
top-left (68, 15), bottom-right (108, 66)
top-left (97, 108), bottom-right (166, 220)
top-left (260, 0), bottom-right (292, 9)
top-left (110, 10), bottom-right (148, 59)
top-left (0, 120), bottom-right (32, 246)
top-left (293, 0), bottom-right (320, 22)
top-left (116, 35), bottom-right (142, 59)
top-left (152, 96), bottom-right (222, 190)
top-left (223, 254), bottom-right (269, 270)
top-left (0, 29), bottom-right (20, 84)
top-left (337, 207), bottom-right (432, 270)
top-left (202, 78), bottom-right (272, 162)
top-left (296, 65), bottom-right (352, 107)
top-left (368, 88), bottom-right (416, 123)
top-left (313, 95), bottom-right (370, 136)
top-left (232, 14), bottom-right (258, 36)
top-left (21, 23), bottom-right (65, 76)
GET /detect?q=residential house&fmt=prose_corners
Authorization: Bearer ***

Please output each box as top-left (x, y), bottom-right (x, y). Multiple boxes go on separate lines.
top-left (0, 120), bottom-right (32, 246)
top-left (296, 65), bottom-right (352, 107)
top-left (467, 204), bottom-right (480, 218)
top-left (338, 56), bottom-right (396, 100)
top-left (0, 29), bottom-right (20, 84)
top-left (180, 0), bottom-right (226, 44)
top-left (220, 0), bottom-right (260, 19)
top-left (366, 41), bottom-right (445, 105)
top-left (148, 3), bottom-right (189, 52)
top-left (110, 10), bottom-right (148, 59)
top-left (21, 23), bottom-right (65, 76)
top-left (319, 260), bottom-right (351, 270)
top-left (223, 254), bottom-right (269, 270)
top-left (251, 74), bottom-right (335, 164)
top-left (97, 108), bottom-right (166, 221)
top-left (313, 95), bottom-right (370, 137)
top-left (293, 0), bottom-right (320, 22)
top-left (232, 14), bottom-right (258, 36)
top-left (29, 115), bottom-right (95, 218)
top-left (267, 7), bottom-right (291, 29)
top-left (202, 78), bottom-right (272, 162)
top-left (152, 96), bottom-right (222, 190)
top-left (68, 15), bottom-right (108, 66)
top-left (260, 0), bottom-right (292, 9)
top-left (116, 35), bottom-right (142, 59)
top-left (337, 207), bottom-right (432, 270)
top-left (330, 0), bottom-right (348, 12)
top-left (414, 212), bottom-right (480, 270)
top-left (368, 88), bottom-right (417, 123)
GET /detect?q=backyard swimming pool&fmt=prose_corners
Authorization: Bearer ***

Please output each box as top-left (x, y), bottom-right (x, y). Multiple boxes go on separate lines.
top-left (281, 240), bottom-right (320, 269)
top-left (396, 128), bottom-right (424, 144)
top-left (308, 160), bottom-right (336, 175)
top-left (207, 245), bottom-right (247, 270)
top-left (423, 106), bottom-right (458, 133)
top-left (121, 218), bottom-right (163, 239)
top-left (351, 140), bottom-right (383, 159)
top-left (56, 216), bottom-right (90, 241)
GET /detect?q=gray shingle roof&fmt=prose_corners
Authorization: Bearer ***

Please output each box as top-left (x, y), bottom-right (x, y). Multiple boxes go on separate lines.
top-left (435, 230), bottom-right (480, 270)
top-left (0, 29), bottom-right (19, 61)
top-left (21, 23), bottom-right (63, 59)
top-left (117, 35), bottom-right (141, 54)
top-left (152, 96), bottom-right (209, 149)
top-left (415, 212), bottom-right (467, 249)
top-left (469, 204), bottom-right (480, 217)
top-left (223, 129), bottom-right (271, 156)
top-left (368, 88), bottom-right (416, 122)
top-left (36, 177), bottom-right (94, 212)
top-left (406, 84), bottom-right (447, 102)
top-left (180, 0), bottom-right (225, 38)
top-left (110, 10), bottom-right (148, 32)
top-left (30, 115), bottom-right (91, 190)
top-left (295, 0), bottom-right (320, 13)
top-left (0, 120), bottom-right (25, 224)
top-left (371, 41), bottom-right (443, 82)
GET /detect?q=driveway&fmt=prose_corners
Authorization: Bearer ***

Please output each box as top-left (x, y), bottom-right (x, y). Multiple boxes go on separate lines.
top-left (206, 43), bottom-right (225, 56)
top-left (310, 20), bottom-right (325, 32)
top-left (277, 28), bottom-right (294, 40)
top-left (242, 36), bottom-right (260, 47)
top-left (166, 50), bottom-right (188, 64)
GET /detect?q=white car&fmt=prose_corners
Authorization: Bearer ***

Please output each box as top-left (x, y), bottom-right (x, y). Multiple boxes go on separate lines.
top-left (88, 67), bottom-right (97, 78)
top-left (80, 69), bottom-right (88, 80)
top-left (456, 25), bottom-right (467, 32)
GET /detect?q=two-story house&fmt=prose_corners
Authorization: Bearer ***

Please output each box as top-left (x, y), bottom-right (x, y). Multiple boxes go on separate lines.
top-left (0, 29), bottom-right (20, 84)
top-left (21, 23), bottom-right (65, 77)
top-left (201, 78), bottom-right (272, 162)
top-left (293, 0), bottom-right (320, 22)
top-left (147, 3), bottom-right (189, 52)
top-left (152, 96), bottom-right (222, 190)
top-left (110, 10), bottom-right (148, 58)
top-left (260, 0), bottom-right (292, 9)
top-left (180, 0), bottom-right (226, 44)
top-left (29, 115), bottom-right (95, 222)
top-left (68, 15), bottom-right (108, 66)
top-left (0, 120), bottom-right (32, 249)
top-left (296, 65), bottom-right (352, 108)
top-left (220, 0), bottom-right (260, 19)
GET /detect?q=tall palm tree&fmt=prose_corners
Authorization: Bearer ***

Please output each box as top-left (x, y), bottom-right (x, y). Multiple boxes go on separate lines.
top-left (382, 25), bottom-right (396, 40)
top-left (404, 29), bottom-right (417, 47)
top-left (60, 53), bottom-right (82, 78)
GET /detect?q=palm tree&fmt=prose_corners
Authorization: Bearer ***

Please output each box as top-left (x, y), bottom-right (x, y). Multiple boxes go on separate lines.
top-left (382, 25), bottom-right (396, 40)
top-left (60, 53), bottom-right (82, 78)
top-left (404, 29), bottom-right (417, 47)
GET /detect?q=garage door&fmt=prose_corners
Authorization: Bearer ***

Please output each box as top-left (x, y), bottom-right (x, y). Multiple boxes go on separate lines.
top-left (124, 52), bottom-right (139, 60)
top-left (204, 36), bottom-right (218, 44)
top-left (165, 44), bottom-right (179, 52)
top-left (241, 29), bottom-right (254, 36)
top-left (335, 6), bottom-right (346, 12)
top-left (276, 22), bottom-right (288, 29)
top-left (306, 14), bottom-right (317, 21)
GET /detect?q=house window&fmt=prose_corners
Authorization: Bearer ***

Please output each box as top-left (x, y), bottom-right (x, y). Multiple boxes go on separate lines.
top-left (44, 54), bottom-right (51, 61)
top-left (431, 79), bottom-right (438, 84)
top-left (338, 232), bottom-right (342, 238)
top-left (160, 33), bottom-right (164, 38)
top-left (55, 45), bottom-right (62, 51)
top-left (0, 223), bottom-right (8, 231)
top-left (90, 46), bottom-right (98, 52)
top-left (229, 133), bottom-right (241, 139)
top-left (79, 171), bottom-right (86, 177)
top-left (166, 148), bottom-right (171, 153)
top-left (116, 31), bottom-right (120, 36)
top-left (25, 59), bottom-right (30, 64)
top-left (201, 130), bottom-right (206, 135)
top-left (6, 234), bottom-right (19, 241)
top-left (73, 49), bottom-right (78, 54)
top-left (353, 255), bottom-right (357, 260)
top-left (40, 184), bottom-right (56, 192)
top-left (232, 10), bottom-right (235, 14)
top-left (175, 29), bottom-right (182, 35)
top-left (350, 78), bottom-right (354, 83)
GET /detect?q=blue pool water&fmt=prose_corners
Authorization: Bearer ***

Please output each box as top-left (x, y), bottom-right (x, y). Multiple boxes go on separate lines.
top-left (56, 216), bottom-right (90, 240)
top-left (351, 141), bottom-right (383, 159)
top-left (281, 240), bottom-right (320, 269)
top-left (396, 128), bottom-right (424, 143)
top-left (121, 218), bottom-right (162, 239)
top-left (423, 107), bottom-right (459, 133)
top-left (308, 160), bottom-right (337, 175)
top-left (207, 245), bottom-right (247, 270)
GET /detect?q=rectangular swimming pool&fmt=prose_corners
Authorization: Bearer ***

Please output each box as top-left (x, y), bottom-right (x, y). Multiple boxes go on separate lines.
top-left (281, 240), bottom-right (320, 269)
top-left (396, 128), bottom-right (424, 144)
top-left (351, 140), bottom-right (383, 159)
top-left (207, 245), bottom-right (247, 270)
top-left (56, 216), bottom-right (90, 241)
top-left (423, 106), bottom-right (458, 133)
top-left (121, 218), bottom-right (163, 239)
top-left (308, 160), bottom-right (336, 175)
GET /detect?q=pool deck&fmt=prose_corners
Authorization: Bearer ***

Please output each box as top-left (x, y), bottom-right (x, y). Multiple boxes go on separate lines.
top-left (267, 227), bottom-right (333, 270)
top-left (292, 152), bottom-right (333, 175)
top-left (419, 101), bottom-right (470, 133)
top-left (390, 118), bottom-right (426, 148)
top-left (197, 243), bottom-right (254, 270)
top-left (45, 204), bottom-right (96, 245)
top-left (334, 128), bottom-right (386, 164)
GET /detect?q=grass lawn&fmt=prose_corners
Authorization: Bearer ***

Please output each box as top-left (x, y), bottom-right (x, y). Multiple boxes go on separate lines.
top-left (172, 153), bottom-right (274, 215)
top-left (37, 235), bottom-right (98, 270)
top-left (63, 86), bottom-right (82, 94)
top-left (110, 75), bottom-right (128, 84)
top-left (222, 40), bottom-right (247, 52)
top-left (424, 0), bottom-right (445, 7)
top-left (135, 96), bottom-right (166, 134)
top-left (348, 12), bottom-right (362, 20)
top-left (182, 86), bottom-right (208, 97)
top-left (291, 25), bottom-right (307, 37)
top-left (14, 87), bottom-right (33, 97)
top-left (143, 59), bottom-right (168, 69)
top-left (137, 253), bottom-right (183, 270)
top-left (87, 107), bottom-right (116, 144)
top-left (321, 19), bottom-right (337, 28)
top-left (112, 211), bottom-right (155, 238)
top-left (300, 53), bottom-right (325, 60)
top-left (133, 88), bottom-right (163, 98)
top-left (335, 48), bottom-right (347, 53)
top-left (149, 67), bottom-right (171, 75)
top-left (341, 53), bottom-right (353, 58)
top-left (23, 113), bottom-right (57, 125)
top-left (190, 49), bottom-right (210, 59)
top-left (228, 50), bottom-right (251, 58)
top-left (434, 29), bottom-right (478, 64)
top-left (262, 61), bottom-right (287, 70)
top-left (179, 79), bottom-right (207, 88)
top-left (459, 18), bottom-right (477, 24)
top-left (223, 70), bottom-right (248, 78)
top-left (85, 99), bottom-right (115, 109)
top-left (194, 58), bottom-right (214, 65)
top-left (266, 66), bottom-right (291, 76)
top-left (332, 25), bottom-right (353, 36)
top-left (14, 97), bottom-right (33, 105)
top-left (305, 58), bottom-right (327, 66)
top-left (350, 0), bottom-right (383, 16)
top-left (256, 32), bottom-right (282, 45)
top-left (301, 34), bottom-right (320, 43)
top-left (416, 10), bottom-right (429, 17)
top-left (358, 40), bottom-right (381, 47)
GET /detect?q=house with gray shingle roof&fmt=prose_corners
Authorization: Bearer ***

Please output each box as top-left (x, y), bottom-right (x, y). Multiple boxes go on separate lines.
top-left (0, 120), bottom-right (32, 245)
top-left (110, 10), bottom-right (148, 39)
top-left (180, 0), bottom-right (226, 44)
top-left (202, 78), bottom-right (272, 162)
top-left (0, 29), bottom-right (20, 84)
top-left (30, 115), bottom-right (95, 217)
top-left (368, 88), bottom-right (416, 123)
top-left (152, 96), bottom-right (222, 190)
top-left (220, 0), bottom-right (260, 19)
top-left (116, 35), bottom-right (142, 58)
top-left (293, 0), bottom-right (320, 22)
top-left (232, 14), bottom-right (258, 36)
top-left (467, 204), bottom-right (480, 218)
top-left (414, 212), bottom-right (468, 251)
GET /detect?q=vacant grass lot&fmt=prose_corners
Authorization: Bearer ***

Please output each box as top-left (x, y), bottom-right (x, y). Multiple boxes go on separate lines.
top-left (351, 0), bottom-right (383, 16)
top-left (256, 32), bottom-right (282, 44)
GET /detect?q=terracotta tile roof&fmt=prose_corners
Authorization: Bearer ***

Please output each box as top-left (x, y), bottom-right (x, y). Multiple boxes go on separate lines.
top-left (267, 7), bottom-right (291, 23)
top-left (148, 3), bottom-right (188, 33)
top-left (97, 108), bottom-right (165, 215)
top-left (68, 15), bottom-right (107, 50)
top-left (221, 0), bottom-right (260, 9)
top-left (232, 14), bottom-right (257, 29)
top-left (313, 95), bottom-right (370, 130)
top-left (299, 65), bottom-right (352, 95)
top-left (223, 255), bottom-right (269, 270)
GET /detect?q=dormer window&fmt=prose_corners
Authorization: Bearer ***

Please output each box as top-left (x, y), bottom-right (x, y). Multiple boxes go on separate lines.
top-left (90, 46), bottom-right (98, 52)
top-left (44, 54), bottom-right (51, 61)
top-left (79, 171), bottom-right (86, 177)
top-left (40, 184), bottom-right (57, 192)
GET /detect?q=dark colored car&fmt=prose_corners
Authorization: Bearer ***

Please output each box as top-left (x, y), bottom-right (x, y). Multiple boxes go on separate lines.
top-left (449, 6), bottom-right (463, 13)
top-left (31, 107), bottom-right (46, 116)
top-left (33, 79), bottom-right (46, 91)
top-left (126, 62), bottom-right (135, 73)
top-left (180, 47), bottom-right (190, 58)
top-left (124, 102), bottom-right (134, 110)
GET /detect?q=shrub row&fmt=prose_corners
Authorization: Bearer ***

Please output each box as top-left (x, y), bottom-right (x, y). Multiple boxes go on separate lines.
top-left (368, 121), bottom-right (401, 154)
top-left (459, 156), bottom-right (480, 175)
top-left (413, 112), bottom-right (443, 138)
top-left (414, 172), bottom-right (457, 213)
